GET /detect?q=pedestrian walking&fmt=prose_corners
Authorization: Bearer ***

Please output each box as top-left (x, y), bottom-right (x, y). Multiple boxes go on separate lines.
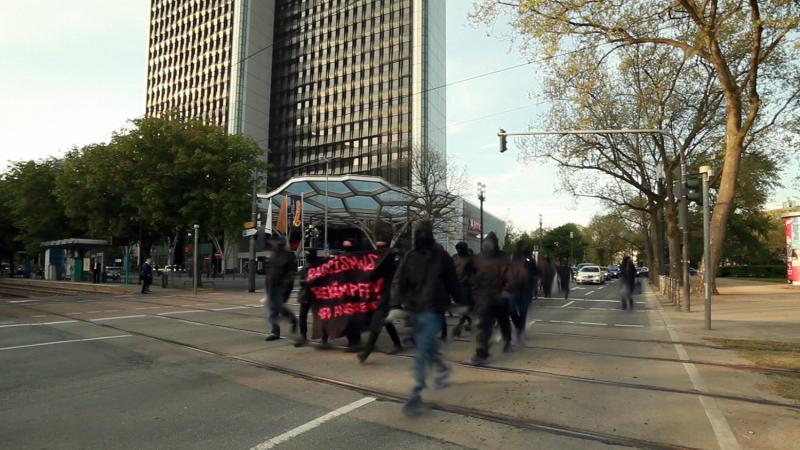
top-left (508, 241), bottom-right (534, 343)
top-left (294, 248), bottom-right (323, 347)
top-left (452, 242), bottom-right (474, 338)
top-left (540, 256), bottom-right (555, 299)
top-left (555, 259), bottom-right (572, 300)
top-left (471, 232), bottom-right (513, 365)
top-left (264, 237), bottom-right (298, 341)
top-left (390, 221), bottom-right (459, 416)
top-left (358, 240), bottom-right (403, 362)
top-left (92, 257), bottom-right (101, 284)
top-left (140, 257), bottom-right (153, 294)
top-left (620, 256), bottom-right (636, 310)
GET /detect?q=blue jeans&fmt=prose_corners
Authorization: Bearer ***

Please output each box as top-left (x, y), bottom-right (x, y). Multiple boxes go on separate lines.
top-left (265, 285), bottom-right (296, 336)
top-left (409, 312), bottom-right (447, 400)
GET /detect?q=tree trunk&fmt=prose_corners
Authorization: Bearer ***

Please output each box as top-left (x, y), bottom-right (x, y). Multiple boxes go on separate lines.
top-left (663, 200), bottom-right (682, 281)
top-left (705, 98), bottom-right (746, 294)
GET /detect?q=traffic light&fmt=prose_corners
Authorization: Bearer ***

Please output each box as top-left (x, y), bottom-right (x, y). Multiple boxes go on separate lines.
top-left (685, 178), bottom-right (703, 205)
top-left (499, 129), bottom-right (507, 153)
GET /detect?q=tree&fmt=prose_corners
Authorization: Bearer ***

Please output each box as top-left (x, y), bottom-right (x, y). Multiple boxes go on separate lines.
top-left (586, 213), bottom-right (641, 265)
top-left (57, 114), bottom-right (266, 270)
top-left (472, 0), bottom-right (800, 287)
top-left (0, 178), bottom-right (22, 264)
top-left (543, 223), bottom-right (587, 263)
top-left (2, 159), bottom-right (85, 254)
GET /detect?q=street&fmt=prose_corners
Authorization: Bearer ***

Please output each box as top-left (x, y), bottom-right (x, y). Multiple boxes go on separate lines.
top-left (1, 281), bottom-right (798, 450)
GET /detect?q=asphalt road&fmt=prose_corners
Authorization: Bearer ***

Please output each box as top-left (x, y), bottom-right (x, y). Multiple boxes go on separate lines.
top-left (1, 277), bottom-right (796, 449)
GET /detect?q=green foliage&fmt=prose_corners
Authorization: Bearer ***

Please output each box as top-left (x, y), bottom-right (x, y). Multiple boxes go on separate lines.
top-left (542, 223), bottom-right (587, 263)
top-left (585, 213), bottom-right (642, 265)
top-left (717, 265), bottom-right (786, 279)
top-left (1, 159), bottom-right (85, 253)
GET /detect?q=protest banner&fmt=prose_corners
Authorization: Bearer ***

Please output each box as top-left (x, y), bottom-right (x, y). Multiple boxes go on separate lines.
top-left (307, 250), bottom-right (390, 339)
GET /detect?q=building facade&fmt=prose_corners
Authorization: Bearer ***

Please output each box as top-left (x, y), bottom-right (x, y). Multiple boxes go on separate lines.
top-left (145, 0), bottom-right (445, 189)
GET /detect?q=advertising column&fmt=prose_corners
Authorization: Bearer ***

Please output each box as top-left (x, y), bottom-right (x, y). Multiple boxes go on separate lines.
top-left (784, 213), bottom-right (800, 285)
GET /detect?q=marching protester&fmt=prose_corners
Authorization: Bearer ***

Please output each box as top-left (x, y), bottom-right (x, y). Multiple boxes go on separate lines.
top-left (527, 246), bottom-right (539, 301)
top-left (264, 236), bottom-right (298, 341)
top-left (452, 241), bottom-right (475, 338)
top-left (140, 257), bottom-right (153, 294)
top-left (390, 221), bottom-right (460, 416)
top-left (620, 255), bottom-right (636, 310)
top-left (294, 248), bottom-right (323, 347)
top-left (508, 241), bottom-right (534, 344)
top-left (471, 231), bottom-right (513, 365)
top-left (540, 256), bottom-right (555, 299)
top-left (555, 258), bottom-right (572, 300)
top-left (358, 239), bottom-right (403, 362)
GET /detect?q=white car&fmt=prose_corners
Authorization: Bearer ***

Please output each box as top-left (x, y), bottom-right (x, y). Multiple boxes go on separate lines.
top-left (576, 265), bottom-right (604, 284)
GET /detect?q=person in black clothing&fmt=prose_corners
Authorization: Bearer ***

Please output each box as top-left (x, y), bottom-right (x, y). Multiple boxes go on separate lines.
top-left (140, 258), bottom-right (153, 294)
top-left (265, 237), bottom-right (298, 341)
top-left (508, 242), bottom-right (534, 342)
top-left (620, 256), bottom-right (636, 310)
top-left (540, 256), bottom-right (555, 299)
top-left (92, 257), bottom-right (101, 284)
top-left (555, 259), bottom-right (572, 300)
top-left (391, 221), bottom-right (460, 416)
top-left (471, 232), bottom-right (513, 365)
top-left (357, 240), bottom-right (403, 362)
top-left (452, 242), bottom-right (474, 337)
top-left (294, 248), bottom-right (324, 347)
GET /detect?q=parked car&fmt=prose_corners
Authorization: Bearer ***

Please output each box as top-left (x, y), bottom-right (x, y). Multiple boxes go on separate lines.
top-left (607, 265), bottom-right (621, 278)
top-left (104, 266), bottom-right (122, 281)
top-left (573, 262), bottom-right (595, 280)
top-left (599, 266), bottom-right (611, 281)
top-left (636, 266), bottom-right (650, 277)
top-left (689, 267), bottom-right (699, 276)
top-left (576, 265), bottom-right (604, 284)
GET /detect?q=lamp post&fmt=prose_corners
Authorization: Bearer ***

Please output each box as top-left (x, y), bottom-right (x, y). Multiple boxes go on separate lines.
top-left (499, 127), bottom-right (690, 311)
top-left (569, 231), bottom-right (574, 266)
top-left (477, 182), bottom-right (486, 249)
top-left (248, 170), bottom-right (257, 293)
top-left (192, 224), bottom-right (199, 296)
top-left (699, 165), bottom-right (714, 330)
top-left (538, 214), bottom-right (543, 259)
top-left (323, 157), bottom-right (330, 251)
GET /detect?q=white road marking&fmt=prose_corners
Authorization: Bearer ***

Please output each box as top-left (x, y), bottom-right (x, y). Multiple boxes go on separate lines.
top-left (32, 315), bottom-right (47, 318)
top-left (655, 294), bottom-right (740, 449)
top-left (578, 322), bottom-right (607, 326)
top-left (572, 286), bottom-right (586, 290)
top-left (211, 306), bottom-right (249, 311)
top-left (251, 397), bottom-right (376, 450)
top-left (67, 312), bottom-right (83, 315)
top-left (157, 310), bottom-right (206, 315)
top-left (180, 304), bottom-right (197, 307)
top-left (560, 301), bottom-right (575, 308)
top-left (86, 310), bottom-right (102, 313)
top-left (549, 320), bottom-right (574, 324)
top-left (135, 306), bottom-right (166, 310)
top-left (7, 299), bottom-right (37, 304)
top-left (0, 335), bottom-right (132, 351)
top-left (615, 324), bottom-right (644, 328)
top-left (567, 306), bottom-right (583, 310)
top-left (0, 320), bottom-right (77, 328)
top-left (584, 290), bottom-right (595, 296)
top-left (91, 315), bottom-right (147, 322)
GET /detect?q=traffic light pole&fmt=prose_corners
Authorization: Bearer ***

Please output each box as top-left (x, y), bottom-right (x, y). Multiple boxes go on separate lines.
top-left (700, 166), bottom-right (713, 329)
top-left (498, 128), bottom-right (690, 310)
top-left (248, 170), bottom-right (257, 293)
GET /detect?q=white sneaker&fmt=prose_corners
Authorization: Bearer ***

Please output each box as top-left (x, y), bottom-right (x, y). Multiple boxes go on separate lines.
top-left (259, 296), bottom-right (266, 305)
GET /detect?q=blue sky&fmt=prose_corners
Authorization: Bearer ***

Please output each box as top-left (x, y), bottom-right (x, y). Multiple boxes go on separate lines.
top-left (1, 1), bottom-right (795, 232)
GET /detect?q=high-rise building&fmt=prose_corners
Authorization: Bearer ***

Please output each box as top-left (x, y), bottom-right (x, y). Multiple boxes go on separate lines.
top-left (145, 0), bottom-right (445, 189)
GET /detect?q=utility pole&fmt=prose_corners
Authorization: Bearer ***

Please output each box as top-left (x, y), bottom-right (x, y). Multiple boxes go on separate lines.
top-left (700, 166), bottom-right (714, 329)
top-left (324, 158), bottom-right (330, 251)
top-left (498, 127), bottom-right (689, 310)
top-left (477, 182), bottom-right (486, 249)
top-left (538, 214), bottom-right (543, 258)
top-left (248, 170), bottom-right (257, 293)
top-left (193, 224), bottom-right (199, 296)
top-left (569, 231), bottom-right (574, 266)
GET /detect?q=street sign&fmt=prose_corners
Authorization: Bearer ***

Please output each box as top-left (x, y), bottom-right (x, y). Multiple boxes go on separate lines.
top-left (243, 221), bottom-right (255, 229)
top-left (242, 228), bottom-right (257, 237)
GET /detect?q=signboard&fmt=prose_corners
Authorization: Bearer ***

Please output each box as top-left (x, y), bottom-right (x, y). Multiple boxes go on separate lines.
top-left (306, 250), bottom-right (389, 339)
top-left (467, 218), bottom-right (482, 236)
top-left (786, 215), bottom-right (800, 284)
top-left (242, 228), bottom-right (257, 237)
top-left (243, 221), bottom-right (255, 229)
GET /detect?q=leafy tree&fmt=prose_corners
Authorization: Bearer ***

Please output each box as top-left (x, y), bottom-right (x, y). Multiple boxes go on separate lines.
top-left (472, 0), bottom-right (800, 287)
top-left (586, 213), bottom-right (641, 265)
top-left (2, 159), bottom-right (85, 254)
top-left (543, 223), bottom-right (587, 263)
top-left (0, 178), bottom-right (22, 264)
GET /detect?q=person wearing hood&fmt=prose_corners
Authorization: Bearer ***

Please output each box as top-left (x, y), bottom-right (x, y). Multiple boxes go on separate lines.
top-left (264, 237), bottom-right (298, 341)
top-left (620, 256), bottom-right (636, 310)
top-left (555, 258), bottom-right (573, 301)
top-left (470, 232), bottom-right (513, 365)
top-left (294, 248), bottom-right (324, 347)
top-left (390, 221), bottom-right (460, 416)
top-left (452, 241), bottom-right (475, 337)
top-left (540, 256), bottom-right (555, 299)
top-left (508, 241), bottom-right (535, 343)
top-left (357, 240), bottom-right (403, 362)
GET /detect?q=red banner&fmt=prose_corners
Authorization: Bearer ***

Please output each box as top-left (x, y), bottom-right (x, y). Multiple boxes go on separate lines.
top-left (307, 251), bottom-right (390, 339)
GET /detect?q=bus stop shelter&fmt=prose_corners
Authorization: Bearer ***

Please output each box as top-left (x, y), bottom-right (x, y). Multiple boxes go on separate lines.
top-left (40, 238), bottom-right (110, 282)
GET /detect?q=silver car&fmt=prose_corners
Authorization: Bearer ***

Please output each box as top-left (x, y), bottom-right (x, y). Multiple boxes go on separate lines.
top-left (576, 266), bottom-right (604, 284)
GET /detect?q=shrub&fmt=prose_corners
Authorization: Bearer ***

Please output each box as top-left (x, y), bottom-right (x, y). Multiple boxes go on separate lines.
top-left (717, 265), bottom-right (786, 279)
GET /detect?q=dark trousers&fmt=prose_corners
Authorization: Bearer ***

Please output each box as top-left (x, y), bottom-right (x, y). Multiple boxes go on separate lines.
top-left (266, 286), bottom-right (296, 336)
top-left (509, 291), bottom-right (531, 335)
top-left (362, 307), bottom-right (402, 357)
top-left (475, 300), bottom-right (512, 358)
top-left (92, 270), bottom-right (100, 284)
top-left (298, 302), bottom-right (310, 338)
top-left (141, 276), bottom-right (152, 293)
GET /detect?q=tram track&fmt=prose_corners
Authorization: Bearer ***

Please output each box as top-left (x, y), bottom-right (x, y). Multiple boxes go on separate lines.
top-left (18, 302), bottom-right (800, 412)
top-left (15, 302), bottom-right (703, 450)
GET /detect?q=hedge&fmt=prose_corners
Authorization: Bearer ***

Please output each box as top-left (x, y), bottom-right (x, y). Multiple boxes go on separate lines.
top-left (717, 265), bottom-right (786, 279)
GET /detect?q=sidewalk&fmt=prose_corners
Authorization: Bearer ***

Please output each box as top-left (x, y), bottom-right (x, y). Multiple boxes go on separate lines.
top-left (653, 278), bottom-right (800, 344)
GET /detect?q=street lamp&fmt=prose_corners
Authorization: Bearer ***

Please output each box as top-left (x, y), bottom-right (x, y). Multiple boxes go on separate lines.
top-left (323, 157), bottom-right (330, 251)
top-left (477, 182), bottom-right (486, 249)
top-left (248, 170), bottom-right (257, 293)
top-left (699, 165), bottom-right (715, 330)
top-left (538, 214), bottom-right (543, 259)
top-left (192, 224), bottom-right (199, 296)
top-left (570, 231), bottom-right (574, 266)
top-left (498, 127), bottom-right (691, 312)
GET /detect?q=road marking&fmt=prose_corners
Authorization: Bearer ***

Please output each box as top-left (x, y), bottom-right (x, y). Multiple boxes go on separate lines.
top-left (0, 335), bottom-right (132, 351)
top-left (91, 315), bottom-right (146, 322)
top-left (572, 286), bottom-right (586, 290)
top-left (135, 306), bottom-right (166, 310)
top-left (584, 290), bottom-right (595, 296)
top-left (211, 306), bottom-right (249, 311)
top-left (560, 301), bottom-right (575, 308)
top-left (180, 304), bottom-right (197, 307)
top-left (7, 299), bottom-right (37, 304)
top-left (549, 320), bottom-right (574, 324)
top-left (655, 294), bottom-right (740, 449)
top-left (86, 310), bottom-right (102, 313)
top-left (567, 306), bottom-right (583, 310)
top-left (67, 312), bottom-right (83, 315)
top-left (32, 315), bottom-right (47, 318)
top-left (615, 324), bottom-right (644, 328)
top-left (0, 320), bottom-right (77, 328)
top-left (251, 397), bottom-right (376, 450)
top-left (158, 310), bottom-right (206, 315)
top-left (578, 322), bottom-right (607, 326)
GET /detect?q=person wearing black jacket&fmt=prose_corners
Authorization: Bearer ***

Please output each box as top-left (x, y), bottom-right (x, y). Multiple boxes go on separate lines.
top-left (508, 242), bottom-right (534, 342)
top-left (357, 241), bottom-right (403, 362)
top-left (140, 258), bottom-right (153, 294)
top-left (555, 259), bottom-right (572, 300)
top-left (294, 248), bottom-right (323, 347)
top-left (391, 221), bottom-right (460, 416)
top-left (264, 237), bottom-right (298, 341)
top-left (471, 232), bottom-right (513, 365)
top-left (452, 241), bottom-right (474, 337)
top-left (620, 256), bottom-right (636, 310)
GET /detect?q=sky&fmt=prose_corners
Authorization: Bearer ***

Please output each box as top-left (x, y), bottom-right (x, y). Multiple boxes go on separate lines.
top-left (1, 1), bottom-right (797, 232)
